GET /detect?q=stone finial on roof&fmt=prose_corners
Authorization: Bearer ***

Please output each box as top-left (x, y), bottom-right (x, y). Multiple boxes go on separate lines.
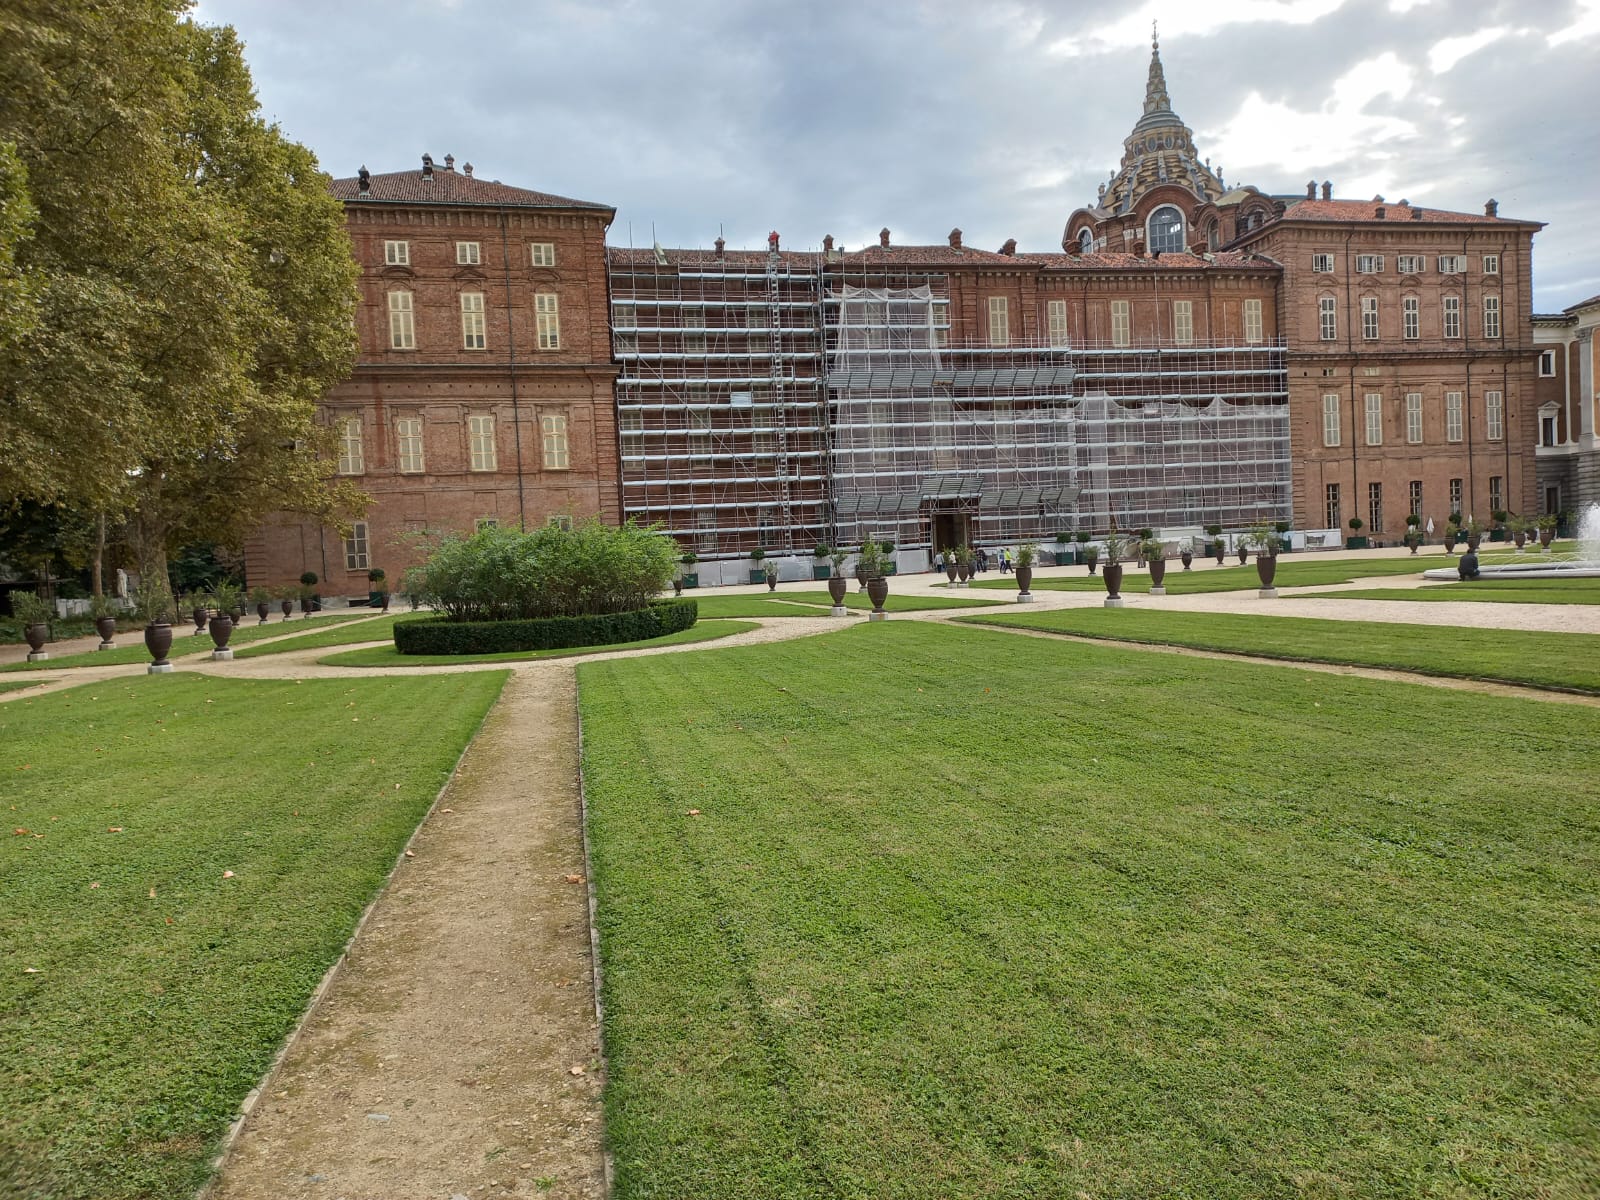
top-left (444, 154), bottom-right (454, 171)
top-left (463, 162), bottom-right (473, 177)
top-left (421, 153), bottom-right (433, 178)
top-left (1321, 180), bottom-right (1332, 200)
top-left (948, 228), bottom-right (962, 249)
top-left (822, 233), bottom-right (834, 252)
top-left (1144, 23), bottom-right (1171, 116)
top-left (714, 236), bottom-right (725, 257)
top-left (879, 227), bottom-right (891, 248)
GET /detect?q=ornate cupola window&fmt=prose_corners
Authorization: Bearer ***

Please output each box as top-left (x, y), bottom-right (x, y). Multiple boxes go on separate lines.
top-left (1147, 205), bottom-right (1185, 253)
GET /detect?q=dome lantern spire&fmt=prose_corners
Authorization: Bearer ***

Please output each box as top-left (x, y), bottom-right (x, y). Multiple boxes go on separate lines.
top-left (1144, 21), bottom-right (1171, 116)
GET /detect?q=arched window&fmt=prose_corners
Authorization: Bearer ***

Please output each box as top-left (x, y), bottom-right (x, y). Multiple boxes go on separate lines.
top-left (1078, 227), bottom-right (1095, 253)
top-left (1147, 205), bottom-right (1185, 253)
top-left (1205, 220), bottom-right (1219, 251)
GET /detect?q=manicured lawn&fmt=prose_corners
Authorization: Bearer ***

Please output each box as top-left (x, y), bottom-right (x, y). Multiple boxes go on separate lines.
top-left (579, 622), bottom-right (1600, 1198)
top-left (232, 611), bottom-right (427, 657)
top-left (958, 607), bottom-right (1600, 693)
top-left (0, 671), bottom-right (507, 1199)
top-left (969, 554), bottom-right (1440, 595)
top-left (0, 612), bottom-right (373, 672)
top-left (691, 591), bottom-right (1000, 619)
top-left (1303, 578), bottom-right (1600, 605)
top-left (320, 619), bottom-right (755, 667)
top-left (0, 677), bottom-right (48, 693)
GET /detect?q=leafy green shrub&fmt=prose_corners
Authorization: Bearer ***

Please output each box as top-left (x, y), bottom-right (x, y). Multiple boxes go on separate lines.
top-left (394, 599), bottom-right (697, 655)
top-left (10, 591), bottom-right (52, 626)
top-left (410, 519), bottom-right (677, 621)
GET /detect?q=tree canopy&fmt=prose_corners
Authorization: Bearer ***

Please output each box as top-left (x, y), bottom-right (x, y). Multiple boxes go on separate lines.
top-left (0, 0), bottom-right (361, 586)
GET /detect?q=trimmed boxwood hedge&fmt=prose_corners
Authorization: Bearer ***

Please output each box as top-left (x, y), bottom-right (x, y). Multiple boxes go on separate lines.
top-left (393, 599), bottom-right (697, 656)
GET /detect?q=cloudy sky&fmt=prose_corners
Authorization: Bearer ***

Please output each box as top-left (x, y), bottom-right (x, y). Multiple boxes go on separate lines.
top-left (193, 0), bottom-right (1600, 310)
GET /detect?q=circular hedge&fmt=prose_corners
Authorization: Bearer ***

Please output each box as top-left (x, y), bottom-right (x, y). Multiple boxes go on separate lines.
top-left (393, 598), bottom-right (697, 656)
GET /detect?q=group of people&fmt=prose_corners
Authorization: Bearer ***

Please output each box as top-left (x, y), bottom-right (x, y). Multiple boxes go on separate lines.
top-left (936, 546), bottom-right (1019, 574)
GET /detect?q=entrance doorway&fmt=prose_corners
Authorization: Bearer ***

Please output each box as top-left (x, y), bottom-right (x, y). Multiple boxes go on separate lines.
top-left (932, 511), bottom-right (971, 556)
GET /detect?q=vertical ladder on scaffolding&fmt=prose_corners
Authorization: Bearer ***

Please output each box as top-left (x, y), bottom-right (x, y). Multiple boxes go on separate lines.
top-left (768, 248), bottom-right (793, 548)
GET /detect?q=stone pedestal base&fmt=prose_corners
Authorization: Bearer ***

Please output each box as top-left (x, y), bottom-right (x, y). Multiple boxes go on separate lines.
top-left (955, 581), bottom-right (968, 588)
top-left (1015, 592), bottom-right (1033, 602)
top-left (1150, 586), bottom-right (1166, 596)
top-left (212, 648), bottom-right (234, 661)
top-left (1259, 587), bottom-right (1279, 599)
top-left (97, 641), bottom-right (115, 650)
top-left (147, 662), bottom-right (175, 674)
top-left (26, 650), bottom-right (48, 662)
top-left (830, 606), bottom-right (847, 617)
top-left (868, 611), bottom-right (888, 622)
top-left (1104, 597), bottom-right (1126, 608)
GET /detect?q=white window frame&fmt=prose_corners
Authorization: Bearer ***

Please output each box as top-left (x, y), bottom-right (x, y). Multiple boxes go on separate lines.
top-left (1409, 480), bottom-right (1423, 517)
top-left (1439, 255), bottom-right (1466, 275)
top-left (1449, 478), bottom-right (1463, 514)
top-left (1486, 390), bottom-right (1504, 441)
top-left (1322, 393), bottom-right (1341, 447)
top-left (1364, 393), bottom-right (1383, 446)
top-left (682, 306), bottom-right (706, 352)
top-left (541, 412), bottom-right (570, 469)
top-left (1243, 299), bottom-right (1263, 345)
top-left (987, 296), bottom-right (1009, 346)
top-left (1172, 300), bottom-right (1193, 346)
top-left (468, 413), bottom-right (497, 472)
top-left (535, 293), bottom-right (560, 350)
top-left (395, 415), bottom-right (425, 474)
top-left (530, 242), bottom-right (556, 268)
top-left (383, 240), bottom-right (409, 266)
top-left (1489, 474), bottom-right (1503, 513)
top-left (456, 241), bottom-right (481, 266)
top-left (1397, 255), bottom-right (1424, 275)
top-left (336, 415), bottom-right (364, 475)
top-left (1146, 205), bottom-right (1186, 254)
top-left (1368, 482), bottom-right (1384, 533)
top-left (1047, 299), bottom-right (1069, 348)
top-left (1311, 253), bottom-right (1335, 274)
top-left (1445, 391), bottom-right (1463, 443)
top-left (1483, 295), bottom-right (1501, 339)
top-left (343, 521), bottom-right (370, 571)
top-left (1325, 482), bottom-right (1341, 530)
top-left (1405, 392), bottom-right (1423, 444)
top-left (1538, 349), bottom-right (1556, 376)
top-left (1443, 295), bottom-right (1461, 339)
top-left (1482, 254), bottom-right (1499, 275)
top-left (1402, 296), bottom-right (1419, 340)
top-left (1356, 254), bottom-right (1384, 274)
top-left (932, 300), bottom-right (950, 348)
top-left (460, 292), bottom-right (486, 350)
top-left (387, 291), bottom-right (415, 350)
top-left (1318, 296), bottom-right (1337, 341)
top-left (1361, 296), bottom-right (1379, 341)
top-left (1110, 300), bottom-right (1130, 348)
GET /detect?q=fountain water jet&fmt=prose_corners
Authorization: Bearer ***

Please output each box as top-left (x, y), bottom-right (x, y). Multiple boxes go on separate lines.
top-left (1423, 501), bottom-right (1600, 580)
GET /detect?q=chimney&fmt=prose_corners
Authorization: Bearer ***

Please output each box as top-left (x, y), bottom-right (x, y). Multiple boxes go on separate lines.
top-left (999, 238), bottom-right (1017, 256)
top-left (444, 154), bottom-right (455, 172)
top-left (1132, 239), bottom-right (1146, 257)
top-left (1306, 180), bottom-right (1316, 199)
top-left (714, 236), bottom-right (725, 258)
top-left (1411, 207), bottom-right (1424, 220)
top-left (357, 165), bottom-right (370, 194)
top-left (463, 162), bottom-right (473, 178)
top-left (1321, 180), bottom-right (1332, 200)
top-left (822, 233), bottom-right (834, 253)
top-left (948, 228), bottom-right (962, 249)
top-left (1066, 238), bottom-right (1082, 257)
top-left (1375, 205), bottom-right (1385, 220)
top-left (879, 227), bottom-right (891, 249)
top-left (768, 230), bottom-right (780, 252)
top-left (421, 153), bottom-right (434, 178)
top-left (1485, 198), bottom-right (1498, 218)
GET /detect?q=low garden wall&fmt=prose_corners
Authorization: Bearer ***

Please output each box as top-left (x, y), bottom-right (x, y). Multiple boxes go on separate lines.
top-left (394, 598), bottom-right (697, 656)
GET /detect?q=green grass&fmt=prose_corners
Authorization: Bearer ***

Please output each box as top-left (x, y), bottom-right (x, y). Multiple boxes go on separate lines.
top-left (578, 623), bottom-right (1600, 1198)
top-left (232, 612), bottom-right (428, 658)
top-left (1303, 577), bottom-right (1600, 605)
top-left (0, 678), bottom-right (49, 693)
top-left (690, 590), bottom-right (1001, 618)
top-left (959, 607), bottom-right (1600, 693)
top-left (970, 555), bottom-right (1441, 595)
top-left (0, 671), bottom-right (507, 1199)
top-left (0, 612), bottom-right (374, 672)
top-left (319, 619), bottom-right (756, 667)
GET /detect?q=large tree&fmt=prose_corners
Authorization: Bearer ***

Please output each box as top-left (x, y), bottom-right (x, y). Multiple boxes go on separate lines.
top-left (0, 0), bottom-right (361, 597)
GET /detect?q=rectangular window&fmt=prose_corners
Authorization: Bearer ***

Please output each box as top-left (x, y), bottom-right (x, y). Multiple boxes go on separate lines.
top-left (530, 242), bottom-right (556, 267)
top-left (1439, 255), bottom-right (1466, 274)
top-left (547, 514), bottom-right (574, 531)
top-left (460, 292), bottom-right (486, 350)
top-left (468, 413), bottom-right (497, 471)
top-left (1449, 478), bottom-right (1463, 514)
top-left (1361, 296), bottom-right (1379, 340)
top-left (541, 412), bottom-right (569, 469)
top-left (619, 407), bottom-right (643, 434)
top-left (535, 293), bottom-right (560, 350)
top-left (456, 241), bottom-right (480, 265)
top-left (682, 307), bottom-right (706, 352)
top-left (1489, 475), bottom-right (1503, 513)
top-left (475, 517), bottom-right (498, 533)
top-left (1483, 295), bottom-right (1501, 339)
top-left (1483, 254), bottom-right (1499, 275)
top-left (1047, 299), bottom-right (1069, 348)
top-left (387, 291), bottom-right (415, 350)
top-left (337, 415), bottom-right (364, 475)
top-left (1322, 393), bottom-right (1341, 447)
top-left (613, 301), bottom-right (636, 328)
top-left (1356, 254), bottom-right (1384, 274)
top-left (395, 415), bottom-right (425, 473)
top-left (1402, 296), bottom-right (1419, 340)
top-left (1445, 391), bottom-right (1463, 443)
top-left (1542, 413), bottom-right (1558, 446)
top-left (1443, 295), bottom-right (1461, 339)
top-left (932, 300), bottom-right (950, 348)
top-left (1405, 392), bottom-right (1423, 444)
top-left (1364, 393), bottom-right (1383, 446)
top-left (1110, 300), bottom-right (1130, 348)
top-left (1312, 253), bottom-right (1335, 273)
top-left (987, 296), bottom-right (1009, 346)
top-left (1397, 255), bottom-right (1424, 275)
top-left (1172, 300), bottom-right (1193, 346)
top-left (384, 240), bottom-right (409, 266)
top-left (1409, 480), bottom-right (1423, 517)
top-left (1325, 483), bottom-right (1341, 531)
top-left (1486, 390), bottom-right (1504, 441)
top-left (343, 521), bottom-right (369, 571)
top-left (1243, 298), bottom-right (1263, 344)
top-left (1368, 482), bottom-right (1383, 533)
top-left (1539, 349), bottom-right (1557, 376)
top-left (1319, 296), bottom-right (1337, 341)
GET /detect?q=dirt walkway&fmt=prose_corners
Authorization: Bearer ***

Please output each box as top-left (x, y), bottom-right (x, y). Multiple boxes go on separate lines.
top-left (204, 667), bottom-right (606, 1200)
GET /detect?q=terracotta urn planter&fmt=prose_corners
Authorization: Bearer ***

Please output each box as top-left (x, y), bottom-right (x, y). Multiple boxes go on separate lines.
top-left (957, 563), bottom-right (971, 583)
top-left (1180, 549), bottom-right (1193, 570)
top-left (209, 613), bottom-right (234, 651)
top-left (144, 621), bottom-right (174, 671)
top-left (1405, 533), bottom-right (1421, 554)
top-left (766, 575), bottom-right (778, 592)
top-left (1236, 546), bottom-right (1249, 564)
top-left (192, 605), bottom-right (208, 634)
top-left (1214, 544), bottom-right (1225, 565)
top-left (826, 575), bottom-right (848, 611)
top-left (1466, 533), bottom-right (1483, 552)
top-left (1256, 553), bottom-right (1278, 590)
top-left (1085, 555), bottom-right (1098, 576)
top-left (673, 577), bottom-right (683, 596)
top-left (945, 564), bottom-right (958, 583)
top-left (24, 622), bottom-right (49, 657)
top-left (256, 601), bottom-right (271, 624)
top-left (1102, 563), bottom-right (1124, 601)
top-left (1539, 527), bottom-right (1554, 549)
top-left (280, 598), bottom-right (293, 618)
top-left (1513, 530), bottom-right (1526, 550)
top-left (380, 593), bottom-right (391, 613)
top-left (95, 616), bottom-right (118, 649)
top-left (1148, 558), bottom-right (1167, 590)
top-left (1015, 565), bottom-right (1033, 596)
top-left (866, 576), bottom-right (889, 617)
top-left (230, 605), bottom-right (245, 628)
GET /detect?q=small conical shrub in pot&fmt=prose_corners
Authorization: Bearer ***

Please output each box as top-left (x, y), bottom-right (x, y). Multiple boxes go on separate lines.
top-left (858, 539), bottom-right (891, 619)
top-left (1101, 530), bottom-right (1126, 604)
top-left (1014, 542), bottom-right (1036, 600)
top-left (1142, 538), bottom-right (1166, 592)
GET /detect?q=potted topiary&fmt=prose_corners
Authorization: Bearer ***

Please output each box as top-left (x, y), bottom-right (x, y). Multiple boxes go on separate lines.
top-left (812, 544), bottom-right (832, 580)
top-left (277, 584), bottom-right (295, 619)
top-left (1180, 540), bottom-right (1193, 571)
top-left (1014, 541), bottom-right (1036, 601)
top-left (250, 585), bottom-right (272, 624)
top-left (12, 591), bottom-right (52, 662)
top-left (679, 552), bottom-right (699, 589)
top-left (134, 577), bottom-right (176, 673)
top-left (880, 540), bottom-right (898, 576)
top-left (1537, 513), bottom-right (1558, 549)
top-left (1346, 517), bottom-right (1367, 550)
top-left (1135, 529), bottom-right (1155, 567)
top-left (1463, 518), bottom-right (1484, 552)
top-left (1244, 523), bottom-right (1279, 593)
top-left (1054, 530), bottom-right (1073, 567)
top-left (749, 547), bottom-right (768, 586)
top-left (764, 560), bottom-right (779, 592)
top-left (1444, 513), bottom-right (1463, 554)
top-left (1404, 514), bottom-right (1423, 554)
top-left (1082, 542), bottom-right (1100, 575)
top-left (1206, 524), bottom-right (1225, 564)
top-left (1141, 536), bottom-right (1167, 593)
top-left (367, 567), bottom-right (387, 608)
top-left (1507, 514), bottom-right (1528, 551)
top-left (1274, 520), bottom-right (1292, 554)
top-left (955, 543), bottom-right (974, 586)
top-left (184, 592), bottom-right (211, 634)
top-left (299, 571), bottom-right (319, 614)
top-left (1101, 528), bottom-right (1127, 606)
top-left (857, 539), bottom-right (891, 618)
top-left (827, 548), bottom-right (849, 613)
top-left (89, 592), bottom-right (120, 650)
top-left (1075, 531), bottom-right (1090, 567)
top-left (1489, 510), bottom-right (1509, 543)
top-left (939, 546), bottom-right (957, 583)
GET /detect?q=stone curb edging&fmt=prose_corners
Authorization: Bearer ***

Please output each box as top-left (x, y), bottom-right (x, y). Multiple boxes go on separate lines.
top-left (574, 690), bottom-right (617, 1197)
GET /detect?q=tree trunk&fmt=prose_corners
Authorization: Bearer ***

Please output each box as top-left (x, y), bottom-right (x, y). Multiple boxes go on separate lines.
top-left (92, 512), bottom-right (106, 597)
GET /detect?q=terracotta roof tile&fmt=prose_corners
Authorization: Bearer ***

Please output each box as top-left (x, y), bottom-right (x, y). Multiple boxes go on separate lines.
top-left (1278, 198), bottom-right (1528, 225)
top-left (608, 244), bottom-right (1276, 274)
top-left (1016, 250), bottom-right (1274, 272)
top-left (331, 168), bottom-right (611, 211)
top-left (1565, 293), bottom-right (1600, 314)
